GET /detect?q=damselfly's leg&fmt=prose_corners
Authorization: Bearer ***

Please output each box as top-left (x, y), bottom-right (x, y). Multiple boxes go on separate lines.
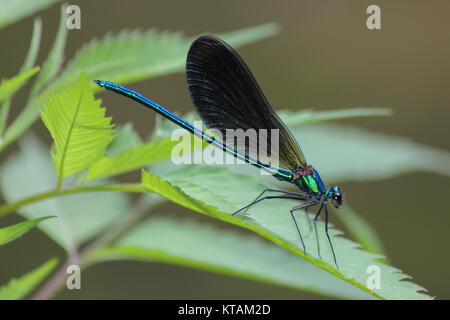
top-left (240, 189), bottom-right (310, 214)
top-left (289, 200), bottom-right (320, 254)
top-left (313, 200), bottom-right (325, 259)
top-left (232, 195), bottom-right (307, 216)
top-left (233, 189), bottom-right (309, 216)
top-left (304, 206), bottom-right (312, 233)
top-left (255, 189), bottom-right (310, 199)
top-left (324, 200), bottom-right (339, 269)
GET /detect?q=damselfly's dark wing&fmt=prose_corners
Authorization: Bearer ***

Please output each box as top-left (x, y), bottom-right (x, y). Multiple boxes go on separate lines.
top-left (186, 35), bottom-right (307, 172)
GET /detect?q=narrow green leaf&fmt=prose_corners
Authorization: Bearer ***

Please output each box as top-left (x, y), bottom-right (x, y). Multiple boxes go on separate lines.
top-left (140, 167), bottom-right (430, 300)
top-left (280, 108), bottom-right (393, 125)
top-left (0, 134), bottom-right (130, 251)
top-left (215, 23), bottom-right (280, 48)
top-left (30, 4), bottom-right (68, 96)
top-left (0, 101), bottom-right (12, 137)
top-left (0, 66), bottom-right (40, 134)
top-left (0, 4), bottom-right (67, 153)
top-left (0, 67), bottom-right (40, 104)
top-left (0, 0), bottom-right (60, 30)
top-left (0, 99), bottom-right (38, 153)
top-left (338, 204), bottom-right (386, 256)
top-left (0, 258), bottom-right (58, 300)
top-left (40, 74), bottom-right (114, 182)
top-left (0, 216), bottom-right (55, 246)
top-left (88, 216), bottom-right (373, 299)
top-left (87, 134), bottom-right (199, 181)
top-left (20, 18), bottom-right (43, 74)
top-left (0, 18), bottom-right (42, 136)
top-left (288, 123), bottom-right (450, 181)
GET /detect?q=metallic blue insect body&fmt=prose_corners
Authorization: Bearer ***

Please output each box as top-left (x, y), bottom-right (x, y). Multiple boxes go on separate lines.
top-left (95, 35), bottom-right (343, 268)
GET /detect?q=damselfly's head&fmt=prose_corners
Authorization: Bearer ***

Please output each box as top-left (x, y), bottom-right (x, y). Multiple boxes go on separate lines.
top-left (330, 186), bottom-right (343, 208)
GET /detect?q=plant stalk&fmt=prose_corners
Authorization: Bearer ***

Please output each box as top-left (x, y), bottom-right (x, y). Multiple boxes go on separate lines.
top-left (31, 195), bottom-right (157, 299)
top-left (0, 183), bottom-right (147, 218)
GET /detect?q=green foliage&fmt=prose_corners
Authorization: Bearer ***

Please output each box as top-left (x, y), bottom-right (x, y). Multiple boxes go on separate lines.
top-left (0, 6), bottom-right (442, 299)
top-left (86, 134), bottom-right (198, 181)
top-left (0, 67), bottom-right (40, 104)
top-left (0, 21), bottom-right (279, 155)
top-left (0, 5), bottom-right (67, 152)
top-left (88, 216), bottom-right (373, 299)
top-left (20, 18), bottom-right (43, 75)
top-left (31, 4), bottom-right (68, 96)
top-left (140, 167), bottom-right (429, 300)
top-left (0, 18), bottom-right (42, 136)
top-left (0, 0), bottom-right (60, 30)
top-left (0, 216), bottom-right (54, 246)
top-left (0, 134), bottom-right (130, 250)
top-left (141, 170), bottom-right (222, 216)
top-left (40, 74), bottom-right (115, 184)
top-left (280, 108), bottom-right (393, 125)
top-left (289, 123), bottom-right (450, 182)
top-left (54, 23), bottom-right (280, 90)
top-left (0, 258), bottom-right (58, 299)
top-left (104, 123), bottom-right (142, 156)
top-left (337, 204), bottom-right (386, 256)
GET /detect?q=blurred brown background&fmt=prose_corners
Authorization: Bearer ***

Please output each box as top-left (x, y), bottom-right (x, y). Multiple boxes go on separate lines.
top-left (0, 0), bottom-right (449, 299)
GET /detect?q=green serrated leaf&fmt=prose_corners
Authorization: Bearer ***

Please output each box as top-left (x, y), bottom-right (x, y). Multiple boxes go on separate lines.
top-left (54, 23), bottom-right (280, 90)
top-left (0, 258), bottom-right (58, 300)
top-left (40, 74), bottom-right (114, 184)
top-left (0, 0), bottom-right (60, 30)
top-left (87, 134), bottom-right (200, 181)
top-left (141, 170), bottom-right (216, 215)
top-left (0, 216), bottom-right (55, 246)
top-left (88, 216), bottom-right (373, 299)
top-left (0, 134), bottom-right (130, 251)
top-left (0, 67), bottom-right (40, 104)
top-left (140, 167), bottom-right (430, 300)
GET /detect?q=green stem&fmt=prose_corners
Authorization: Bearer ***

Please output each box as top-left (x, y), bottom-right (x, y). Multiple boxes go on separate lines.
top-left (0, 101), bottom-right (11, 136)
top-left (0, 183), bottom-right (147, 218)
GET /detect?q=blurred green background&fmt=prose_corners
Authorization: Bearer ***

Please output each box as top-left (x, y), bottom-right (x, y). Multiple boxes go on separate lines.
top-left (0, 0), bottom-right (449, 299)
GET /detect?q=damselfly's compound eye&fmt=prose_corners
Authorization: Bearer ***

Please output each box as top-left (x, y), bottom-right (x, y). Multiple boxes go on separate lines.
top-left (331, 186), bottom-right (343, 208)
